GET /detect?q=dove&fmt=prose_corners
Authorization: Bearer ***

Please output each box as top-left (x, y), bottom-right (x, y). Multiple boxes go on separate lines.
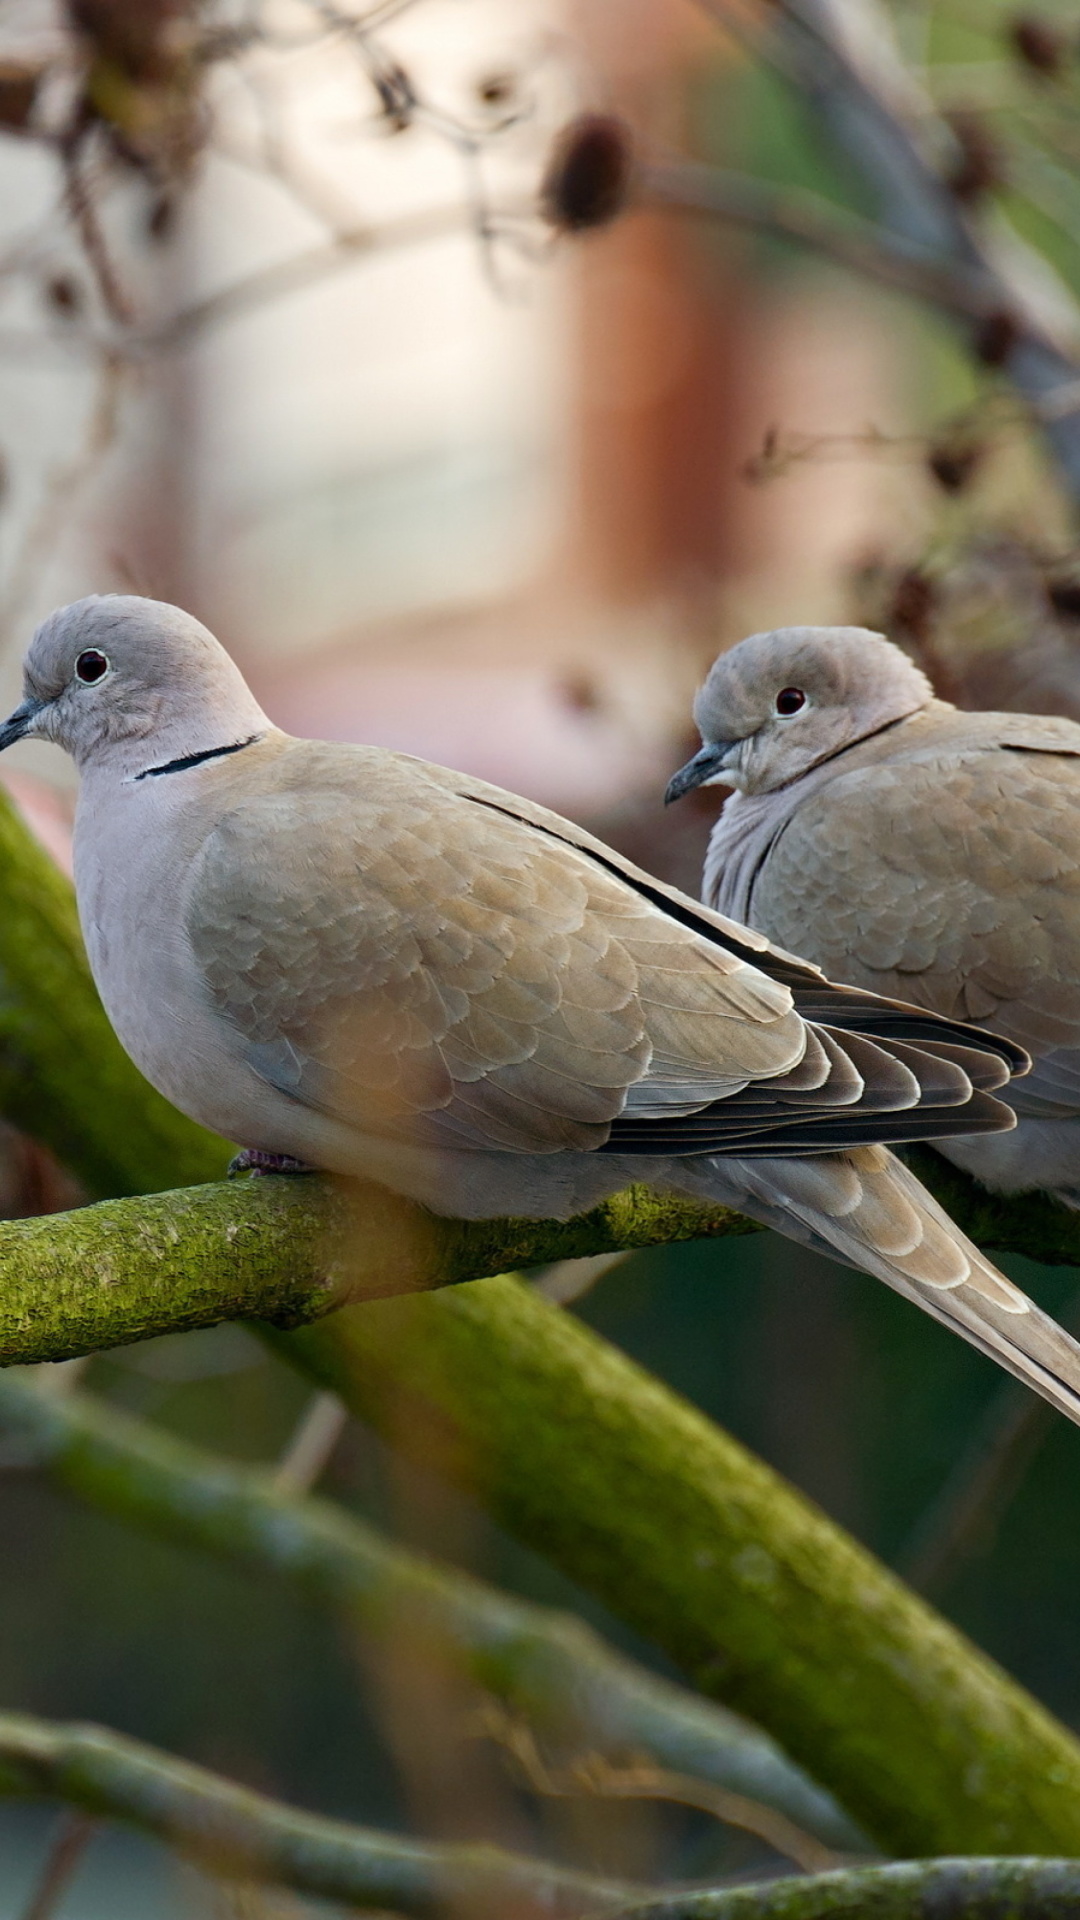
top-left (5, 595), bottom-right (1080, 1424)
top-left (667, 622), bottom-right (1080, 1211)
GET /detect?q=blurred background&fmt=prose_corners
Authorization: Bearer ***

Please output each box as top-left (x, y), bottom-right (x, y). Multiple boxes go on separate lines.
top-left (3, 0), bottom-right (1080, 1912)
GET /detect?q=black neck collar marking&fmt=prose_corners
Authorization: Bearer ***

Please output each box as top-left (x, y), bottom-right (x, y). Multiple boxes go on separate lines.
top-left (135, 733), bottom-right (264, 781)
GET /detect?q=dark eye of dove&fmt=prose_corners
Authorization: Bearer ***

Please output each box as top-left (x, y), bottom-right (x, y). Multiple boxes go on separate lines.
top-left (75, 649), bottom-right (110, 685)
top-left (775, 687), bottom-right (806, 716)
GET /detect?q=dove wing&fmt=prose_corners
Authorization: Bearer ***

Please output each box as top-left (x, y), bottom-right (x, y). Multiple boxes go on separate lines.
top-left (747, 739), bottom-right (1080, 1088)
top-left (183, 745), bottom-right (1015, 1158)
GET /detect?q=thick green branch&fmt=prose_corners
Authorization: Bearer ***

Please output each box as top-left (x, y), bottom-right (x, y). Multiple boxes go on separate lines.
top-left (0, 1709), bottom-right (631, 1915)
top-left (0, 1157), bottom-right (1078, 1368)
top-left (279, 1277), bottom-right (1080, 1860)
top-left (616, 1859), bottom-right (1080, 1920)
top-left (0, 1176), bottom-right (751, 1364)
top-left (0, 1371), bottom-right (860, 1855)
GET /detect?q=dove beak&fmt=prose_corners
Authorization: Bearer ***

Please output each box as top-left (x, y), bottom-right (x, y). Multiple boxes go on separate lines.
top-left (664, 740), bottom-right (736, 805)
top-left (0, 696), bottom-right (44, 753)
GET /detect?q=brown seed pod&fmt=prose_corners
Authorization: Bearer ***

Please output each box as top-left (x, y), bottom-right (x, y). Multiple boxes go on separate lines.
top-left (0, 60), bottom-right (41, 131)
top-left (927, 440), bottom-right (984, 494)
top-left (541, 113), bottom-right (634, 233)
top-left (1008, 14), bottom-right (1067, 77)
top-left (945, 110), bottom-right (1005, 204)
top-left (974, 308), bottom-right (1020, 367)
top-left (45, 274), bottom-right (83, 316)
top-left (1046, 577), bottom-right (1080, 618)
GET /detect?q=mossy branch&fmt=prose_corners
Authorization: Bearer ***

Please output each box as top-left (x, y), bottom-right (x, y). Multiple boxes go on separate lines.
top-left (0, 1174), bottom-right (753, 1365)
top-left (0, 1369), bottom-right (860, 1856)
top-left (0, 1707), bottom-right (632, 1915)
top-left (277, 1276), bottom-right (1080, 1861)
top-left (616, 1859), bottom-right (1080, 1920)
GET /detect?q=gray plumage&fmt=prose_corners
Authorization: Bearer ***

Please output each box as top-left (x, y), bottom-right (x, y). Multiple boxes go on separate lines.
top-left (672, 622), bottom-right (1080, 1208)
top-left (8, 595), bottom-right (1080, 1425)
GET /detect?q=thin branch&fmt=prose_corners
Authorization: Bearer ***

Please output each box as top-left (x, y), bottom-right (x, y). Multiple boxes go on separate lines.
top-left (20, 1812), bottom-right (96, 1920)
top-left (642, 158), bottom-right (994, 320)
top-left (689, 0), bottom-right (1080, 500)
top-left (279, 1268), bottom-right (1080, 1860)
top-left (612, 1857), bottom-right (1080, 1920)
top-left (0, 1370), bottom-right (861, 1854)
top-left (270, 1389), bottom-right (349, 1493)
top-left (473, 1704), bottom-right (847, 1872)
top-left (0, 1174), bottom-right (756, 1366)
top-left (59, 127), bottom-right (135, 328)
top-left (0, 1709), bottom-right (632, 1916)
top-left (134, 202), bottom-right (480, 353)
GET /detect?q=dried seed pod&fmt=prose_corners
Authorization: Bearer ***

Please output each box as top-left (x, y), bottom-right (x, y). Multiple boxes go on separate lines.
top-left (945, 110), bottom-right (1005, 203)
top-left (974, 308), bottom-right (1020, 367)
top-left (927, 440), bottom-right (984, 494)
top-left (45, 274), bottom-right (83, 316)
top-left (1046, 577), bottom-right (1080, 618)
top-left (1008, 14), bottom-right (1067, 76)
top-left (541, 113), bottom-right (634, 233)
top-left (475, 71), bottom-right (517, 110)
top-left (0, 60), bottom-right (41, 131)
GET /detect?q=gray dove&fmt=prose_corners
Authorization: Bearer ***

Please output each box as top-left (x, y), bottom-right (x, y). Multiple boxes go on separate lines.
top-left (6, 595), bottom-right (1080, 1423)
top-left (668, 622), bottom-right (1080, 1211)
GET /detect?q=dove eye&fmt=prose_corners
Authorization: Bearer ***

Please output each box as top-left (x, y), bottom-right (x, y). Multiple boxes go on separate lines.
top-left (775, 687), bottom-right (806, 716)
top-left (75, 649), bottom-right (110, 685)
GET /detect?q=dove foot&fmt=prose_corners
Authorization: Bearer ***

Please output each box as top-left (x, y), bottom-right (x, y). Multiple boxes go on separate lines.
top-left (228, 1149), bottom-right (315, 1178)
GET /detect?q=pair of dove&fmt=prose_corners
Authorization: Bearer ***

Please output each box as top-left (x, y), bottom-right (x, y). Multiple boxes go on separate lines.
top-left (3, 596), bottom-right (1079, 1425)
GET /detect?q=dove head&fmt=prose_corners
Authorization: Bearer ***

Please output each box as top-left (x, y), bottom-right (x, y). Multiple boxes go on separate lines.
top-left (665, 625), bottom-right (935, 801)
top-left (0, 595), bottom-right (271, 776)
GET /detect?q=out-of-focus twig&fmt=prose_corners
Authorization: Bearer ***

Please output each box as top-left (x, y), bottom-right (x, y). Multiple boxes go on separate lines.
top-left (271, 1388), bottom-right (348, 1493)
top-left (643, 159), bottom-right (993, 320)
top-left (19, 1812), bottom-right (96, 1920)
top-left (689, 0), bottom-right (1080, 504)
top-left (0, 1368), bottom-right (863, 1853)
top-left (0, 1708), bottom-right (633, 1916)
top-left (473, 1703), bottom-right (848, 1873)
top-left (896, 1288), bottom-right (1080, 1595)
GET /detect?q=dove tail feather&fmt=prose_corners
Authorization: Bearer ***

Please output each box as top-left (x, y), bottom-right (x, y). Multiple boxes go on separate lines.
top-left (679, 1146), bottom-right (1080, 1429)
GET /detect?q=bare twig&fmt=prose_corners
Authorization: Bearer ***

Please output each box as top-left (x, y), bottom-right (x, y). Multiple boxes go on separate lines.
top-left (19, 1812), bottom-right (96, 1920)
top-left (271, 1389), bottom-right (348, 1494)
top-left (59, 130), bottom-right (135, 328)
top-left (473, 1704), bottom-right (847, 1873)
top-left (643, 158), bottom-right (994, 321)
top-left (687, 0), bottom-right (1080, 501)
top-left (896, 1286), bottom-right (1080, 1594)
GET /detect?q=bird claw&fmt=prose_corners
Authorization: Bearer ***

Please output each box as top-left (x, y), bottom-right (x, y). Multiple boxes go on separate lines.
top-left (227, 1149), bottom-right (315, 1178)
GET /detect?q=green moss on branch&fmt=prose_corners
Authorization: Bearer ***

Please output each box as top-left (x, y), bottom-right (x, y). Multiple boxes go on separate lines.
top-left (280, 1277), bottom-right (1080, 1861)
top-left (615, 1857), bottom-right (1080, 1919)
top-left (0, 1176), bottom-right (751, 1365)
